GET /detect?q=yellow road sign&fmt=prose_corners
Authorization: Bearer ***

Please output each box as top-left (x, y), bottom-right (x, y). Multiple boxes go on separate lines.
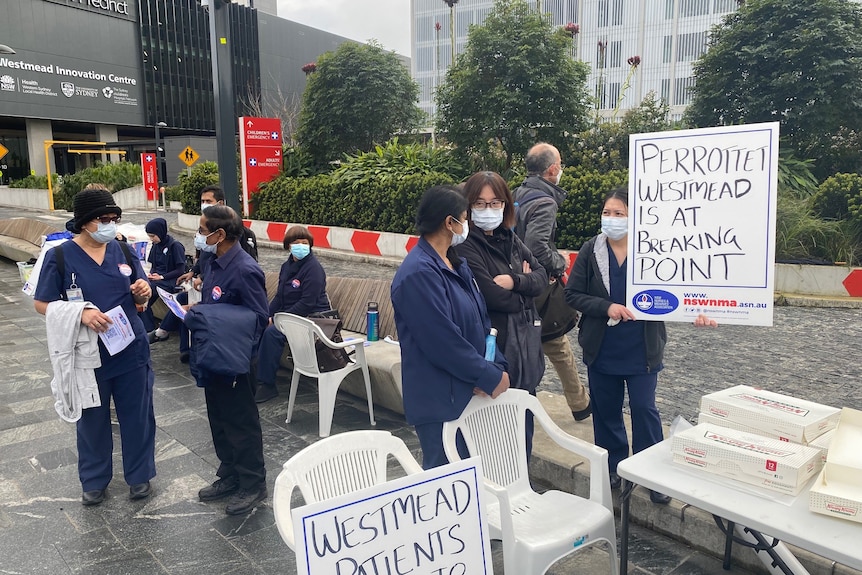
top-left (179, 146), bottom-right (199, 167)
top-left (0, 143), bottom-right (8, 160)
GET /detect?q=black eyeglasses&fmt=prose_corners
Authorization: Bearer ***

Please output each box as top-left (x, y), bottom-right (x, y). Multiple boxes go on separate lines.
top-left (472, 199), bottom-right (505, 210)
top-left (94, 216), bottom-right (121, 224)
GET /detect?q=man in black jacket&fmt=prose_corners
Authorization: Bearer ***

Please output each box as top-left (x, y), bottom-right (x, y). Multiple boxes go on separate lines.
top-left (513, 142), bottom-right (592, 422)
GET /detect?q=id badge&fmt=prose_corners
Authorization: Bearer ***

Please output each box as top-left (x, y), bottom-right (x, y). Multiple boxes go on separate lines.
top-left (534, 319), bottom-right (542, 327)
top-left (66, 273), bottom-right (84, 302)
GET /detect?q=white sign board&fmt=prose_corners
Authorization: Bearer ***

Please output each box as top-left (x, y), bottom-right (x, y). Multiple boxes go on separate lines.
top-left (292, 457), bottom-right (493, 575)
top-left (627, 122), bottom-right (780, 326)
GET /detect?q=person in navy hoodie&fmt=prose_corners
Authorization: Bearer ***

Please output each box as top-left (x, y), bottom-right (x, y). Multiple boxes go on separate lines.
top-left (141, 217), bottom-right (185, 336)
top-left (254, 225), bottom-right (330, 403)
top-left (391, 185), bottom-right (511, 469)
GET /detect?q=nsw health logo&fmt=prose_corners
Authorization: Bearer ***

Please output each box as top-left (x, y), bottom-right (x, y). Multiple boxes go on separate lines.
top-left (632, 290), bottom-right (679, 315)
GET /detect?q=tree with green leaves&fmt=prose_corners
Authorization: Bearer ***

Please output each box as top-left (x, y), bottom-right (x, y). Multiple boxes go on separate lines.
top-left (435, 0), bottom-right (590, 172)
top-left (296, 41), bottom-right (424, 168)
top-left (685, 0), bottom-right (862, 178)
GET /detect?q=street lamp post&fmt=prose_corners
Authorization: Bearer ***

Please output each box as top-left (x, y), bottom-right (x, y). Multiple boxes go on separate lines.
top-left (154, 121), bottom-right (167, 209)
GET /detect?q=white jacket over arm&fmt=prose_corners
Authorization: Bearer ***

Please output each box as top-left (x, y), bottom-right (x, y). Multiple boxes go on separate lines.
top-left (46, 301), bottom-right (102, 422)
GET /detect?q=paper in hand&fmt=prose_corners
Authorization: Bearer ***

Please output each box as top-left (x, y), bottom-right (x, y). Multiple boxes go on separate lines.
top-left (98, 305), bottom-right (136, 356)
top-left (157, 286), bottom-right (186, 320)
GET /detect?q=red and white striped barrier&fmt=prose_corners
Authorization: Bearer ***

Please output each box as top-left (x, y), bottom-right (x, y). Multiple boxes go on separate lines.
top-left (178, 213), bottom-right (862, 298)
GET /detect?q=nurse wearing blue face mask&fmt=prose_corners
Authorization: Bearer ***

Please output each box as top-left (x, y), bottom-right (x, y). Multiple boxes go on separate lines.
top-left (254, 225), bottom-right (331, 403)
top-left (565, 187), bottom-right (716, 505)
top-left (34, 186), bottom-right (157, 506)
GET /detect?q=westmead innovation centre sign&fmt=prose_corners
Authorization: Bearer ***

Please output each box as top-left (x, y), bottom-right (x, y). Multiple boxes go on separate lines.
top-left (0, 0), bottom-right (145, 125)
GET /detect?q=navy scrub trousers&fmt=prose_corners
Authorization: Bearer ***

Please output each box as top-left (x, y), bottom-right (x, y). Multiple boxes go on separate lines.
top-left (587, 369), bottom-right (663, 473)
top-left (256, 325), bottom-right (287, 387)
top-left (78, 365), bottom-right (157, 491)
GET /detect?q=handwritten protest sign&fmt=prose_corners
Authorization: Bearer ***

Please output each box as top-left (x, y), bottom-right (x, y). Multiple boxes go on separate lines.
top-left (626, 122), bottom-right (779, 326)
top-left (292, 457), bottom-right (492, 575)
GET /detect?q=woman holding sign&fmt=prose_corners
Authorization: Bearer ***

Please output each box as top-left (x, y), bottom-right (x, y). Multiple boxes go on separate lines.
top-left (565, 187), bottom-right (715, 504)
top-left (33, 186), bottom-right (156, 507)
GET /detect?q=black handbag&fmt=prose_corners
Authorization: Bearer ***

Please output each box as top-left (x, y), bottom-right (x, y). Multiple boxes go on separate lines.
top-left (307, 316), bottom-right (352, 372)
top-left (533, 279), bottom-right (579, 342)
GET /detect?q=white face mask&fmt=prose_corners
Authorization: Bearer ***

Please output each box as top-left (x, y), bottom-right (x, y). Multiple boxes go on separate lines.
top-left (471, 208), bottom-right (504, 231)
top-left (601, 216), bottom-right (629, 240)
top-left (555, 167), bottom-right (563, 185)
top-left (449, 218), bottom-right (469, 247)
top-left (200, 203), bottom-right (212, 213)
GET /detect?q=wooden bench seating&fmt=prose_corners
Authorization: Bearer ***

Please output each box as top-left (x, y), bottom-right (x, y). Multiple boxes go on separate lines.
top-left (266, 273), bottom-right (405, 415)
top-left (0, 218), bottom-right (61, 263)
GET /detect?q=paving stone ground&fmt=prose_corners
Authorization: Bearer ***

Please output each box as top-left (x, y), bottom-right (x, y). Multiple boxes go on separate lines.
top-left (3, 205), bottom-right (858, 574)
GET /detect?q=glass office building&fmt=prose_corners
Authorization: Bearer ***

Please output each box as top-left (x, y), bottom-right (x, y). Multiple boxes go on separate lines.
top-left (412, 0), bottom-right (743, 121)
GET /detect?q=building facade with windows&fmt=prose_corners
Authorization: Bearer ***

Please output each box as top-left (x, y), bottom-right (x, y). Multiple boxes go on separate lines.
top-left (412, 0), bottom-right (741, 122)
top-left (0, 0), bottom-right (348, 183)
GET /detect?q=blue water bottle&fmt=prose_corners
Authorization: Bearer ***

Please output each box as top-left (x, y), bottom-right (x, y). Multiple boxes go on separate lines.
top-left (484, 328), bottom-right (497, 361)
top-left (366, 301), bottom-right (379, 342)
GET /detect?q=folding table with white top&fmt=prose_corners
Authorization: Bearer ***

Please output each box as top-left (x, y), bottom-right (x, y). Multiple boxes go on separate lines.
top-left (617, 439), bottom-right (862, 575)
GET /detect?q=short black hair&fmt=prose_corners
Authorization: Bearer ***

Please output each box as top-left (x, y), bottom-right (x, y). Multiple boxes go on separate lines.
top-left (603, 187), bottom-right (628, 208)
top-left (415, 186), bottom-right (468, 236)
top-left (202, 204), bottom-right (243, 241)
top-left (283, 225), bottom-right (314, 249)
top-left (200, 185), bottom-right (225, 203)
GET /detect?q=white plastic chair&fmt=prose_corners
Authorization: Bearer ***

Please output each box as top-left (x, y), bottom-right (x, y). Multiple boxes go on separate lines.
top-left (273, 429), bottom-right (423, 550)
top-left (273, 312), bottom-right (375, 438)
top-left (442, 389), bottom-right (618, 575)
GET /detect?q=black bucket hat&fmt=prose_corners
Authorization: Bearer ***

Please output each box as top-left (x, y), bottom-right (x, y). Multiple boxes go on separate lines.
top-left (66, 187), bottom-right (122, 233)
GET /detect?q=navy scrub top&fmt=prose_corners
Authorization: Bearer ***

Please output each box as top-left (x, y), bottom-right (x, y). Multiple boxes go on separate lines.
top-left (35, 240), bottom-right (150, 379)
top-left (592, 243), bottom-right (652, 375)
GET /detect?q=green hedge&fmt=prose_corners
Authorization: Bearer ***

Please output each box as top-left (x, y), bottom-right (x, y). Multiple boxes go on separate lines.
top-left (9, 173), bottom-right (59, 189)
top-left (55, 162), bottom-right (142, 211)
top-left (255, 172), bottom-right (458, 234)
top-left (178, 162), bottom-right (220, 214)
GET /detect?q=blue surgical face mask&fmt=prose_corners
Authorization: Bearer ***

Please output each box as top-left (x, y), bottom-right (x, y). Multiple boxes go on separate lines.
top-left (601, 216), bottom-right (628, 240)
top-left (290, 243), bottom-right (310, 260)
top-left (194, 231), bottom-right (218, 253)
top-left (90, 222), bottom-right (117, 244)
top-left (471, 208), bottom-right (504, 231)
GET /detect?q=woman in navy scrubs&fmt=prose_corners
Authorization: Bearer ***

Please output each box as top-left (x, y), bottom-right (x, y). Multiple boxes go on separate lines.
top-left (565, 187), bottom-right (715, 504)
top-left (34, 187), bottom-right (156, 506)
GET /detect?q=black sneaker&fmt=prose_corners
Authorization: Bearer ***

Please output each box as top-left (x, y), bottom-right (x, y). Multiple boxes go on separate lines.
top-left (255, 384), bottom-right (278, 403)
top-left (198, 476), bottom-right (239, 502)
top-left (148, 330), bottom-right (170, 344)
top-left (572, 401), bottom-right (592, 422)
top-left (609, 472), bottom-right (622, 490)
top-left (225, 485), bottom-right (267, 515)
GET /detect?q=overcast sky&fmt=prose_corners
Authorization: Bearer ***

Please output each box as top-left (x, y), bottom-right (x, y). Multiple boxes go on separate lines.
top-left (277, 0), bottom-right (412, 56)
